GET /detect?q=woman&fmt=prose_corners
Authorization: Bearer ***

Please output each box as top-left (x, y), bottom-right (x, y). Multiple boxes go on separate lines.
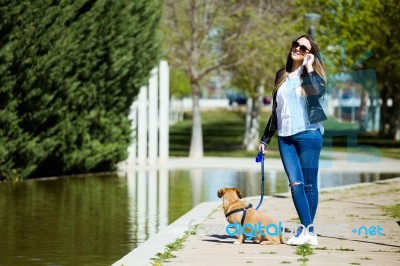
top-left (258, 35), bottom-right (327, 246)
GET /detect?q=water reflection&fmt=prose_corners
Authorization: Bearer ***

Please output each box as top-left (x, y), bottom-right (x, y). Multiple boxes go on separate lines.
top-left (189, 169), bottom-right (286, 204)
top-left (0, 170), bottom-right (397, 265)
top-left (319, 171), bottom-right (392, 188)
top-left (126, 170), bottom-right (169, 248)
top-left (0, 175), bottom-right (131, 266)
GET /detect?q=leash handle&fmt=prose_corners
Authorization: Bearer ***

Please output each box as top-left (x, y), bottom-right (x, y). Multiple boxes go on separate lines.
top-left (255, 150), bottom-right (264, 163)
top-left (255, 151), bottom-right (265, 210)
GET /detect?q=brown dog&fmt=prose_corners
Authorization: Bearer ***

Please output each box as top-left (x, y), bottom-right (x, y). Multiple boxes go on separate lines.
top-left (218, 187), bottom-right (282, 245)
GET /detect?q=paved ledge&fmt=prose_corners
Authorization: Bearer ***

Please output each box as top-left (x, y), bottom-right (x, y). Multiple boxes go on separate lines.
top-left (114, 177), bottom-right (400, 266)
top-left (112, 201), bottom-right (220, 266)
top-left (165, 177), bottom-right (400, 266)
top-left (117, 152), bottom-right (400, 173)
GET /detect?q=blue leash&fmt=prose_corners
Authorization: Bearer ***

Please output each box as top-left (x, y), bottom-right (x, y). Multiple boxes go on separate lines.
top-left (254, 151), bottom-right (265, 210)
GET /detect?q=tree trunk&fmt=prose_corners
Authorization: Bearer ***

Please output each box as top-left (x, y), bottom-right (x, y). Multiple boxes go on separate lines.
top-left (189, 81), bottom-right (204, 158)
top-left (395, 119), bottom-right (400, 140)
top-left (243, 84), bottom-right (263, 151)
top-left (391, 93), bottom-right (400, 140)
top-left (379, 86), bottom-right (389, 137)
top-left (243, 97), bottom-right (253, 147)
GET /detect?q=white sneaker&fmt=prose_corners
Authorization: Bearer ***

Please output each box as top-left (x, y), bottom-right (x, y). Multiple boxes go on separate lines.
top-left (286, 235), bottom-right (297, 245)
top-left (287, 233), bottom-right (318, 246)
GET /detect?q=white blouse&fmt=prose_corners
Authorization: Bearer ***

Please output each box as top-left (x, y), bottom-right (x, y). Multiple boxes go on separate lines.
top-left (275, 66), bottom-right (324, 137)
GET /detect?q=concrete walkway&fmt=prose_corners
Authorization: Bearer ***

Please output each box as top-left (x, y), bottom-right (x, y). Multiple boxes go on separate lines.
top-left (162, 178), bottom-right (400, 266)
top-left (114, 154), bottom-right (400, 266)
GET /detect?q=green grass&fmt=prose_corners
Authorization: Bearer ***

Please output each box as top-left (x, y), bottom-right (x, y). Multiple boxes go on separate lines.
top-left (336, 247), bottom-right (355, 251)
top-left (260, 251), bottom-right (278, 254)
top-left (170, 109), bottom-right (279, 157)
top-left (169, 109), bottom-right (400, 159)
top-left (296, 243), bottom-right (314, 256)
top-left (151, 230), bottom-right (193, 265)
top-left (290, 217), bottom-right (301, 223)
top-left (295, 243), bottom-right (314, 266)
top-left (382, 204), bottom-right (400, 219)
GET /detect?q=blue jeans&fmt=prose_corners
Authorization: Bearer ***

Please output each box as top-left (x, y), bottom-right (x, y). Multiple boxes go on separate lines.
top-left (278, 129), bottom-right (322, 234)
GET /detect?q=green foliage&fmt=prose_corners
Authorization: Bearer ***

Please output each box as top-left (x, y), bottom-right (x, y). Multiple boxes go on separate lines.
top-left (170, 68), bottom-right (191, 98)
top-left (293, 0), bottom-right (400, 138)
top-left (228, 0), bottom-right (297, 96)
top-left (293, 0), bottom-right (383, 72)
top-left (162, 1), bottom-right (285, 157)
top-left (296, 0), bottom-right (400, 87)
top-left (0, 0), bottom-right (162, 179)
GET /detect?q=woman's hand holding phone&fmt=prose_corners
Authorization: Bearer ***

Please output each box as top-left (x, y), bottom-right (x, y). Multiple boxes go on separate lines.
top-left (303, 54), bottom-right (315, 72)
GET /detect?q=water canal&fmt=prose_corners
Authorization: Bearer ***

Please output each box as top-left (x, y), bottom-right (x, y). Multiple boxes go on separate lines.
top-left (0, 169), bottom-right (398, 265)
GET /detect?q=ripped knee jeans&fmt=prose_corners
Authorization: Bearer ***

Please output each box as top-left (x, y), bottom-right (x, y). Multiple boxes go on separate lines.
top-left (278, 130), bottom-right (322, 232)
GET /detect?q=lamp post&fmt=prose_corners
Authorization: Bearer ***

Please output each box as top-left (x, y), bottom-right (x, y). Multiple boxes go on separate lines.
top-left (304, 13), bottom-right (321, 39)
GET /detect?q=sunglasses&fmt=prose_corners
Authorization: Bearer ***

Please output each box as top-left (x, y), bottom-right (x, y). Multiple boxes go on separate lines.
top-left (291, 41), bottom-right (310, 54)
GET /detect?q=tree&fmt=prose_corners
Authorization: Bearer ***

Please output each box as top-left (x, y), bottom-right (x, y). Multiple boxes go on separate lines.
top-left (0, 0), bottom-right (162, 179)
top-left (227, 0), bottom-right (297, 150)
top-left (368, 0), bottom-right (400, 139)
top-left (162, 0), bottom-right (260, 158)
top-left (294, 0), bottom-right (400, 139)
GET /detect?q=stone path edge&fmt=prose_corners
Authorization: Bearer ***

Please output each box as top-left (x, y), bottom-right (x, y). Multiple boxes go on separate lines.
top-left (113, 177), bottom-right (400, 266)
top-left (112, 201), bottom-right (221, 266)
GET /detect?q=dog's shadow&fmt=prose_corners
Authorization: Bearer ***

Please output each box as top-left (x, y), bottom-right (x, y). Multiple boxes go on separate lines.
top-left (202, 234), bottom-right (241, 244)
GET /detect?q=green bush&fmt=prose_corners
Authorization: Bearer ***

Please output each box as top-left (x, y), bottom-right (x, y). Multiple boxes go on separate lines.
top-left (0, 0), bottom-right (162, 179)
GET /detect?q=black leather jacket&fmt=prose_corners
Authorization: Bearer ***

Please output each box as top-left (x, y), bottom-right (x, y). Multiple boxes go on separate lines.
top-left (261, 68), bottom-right (327, 145)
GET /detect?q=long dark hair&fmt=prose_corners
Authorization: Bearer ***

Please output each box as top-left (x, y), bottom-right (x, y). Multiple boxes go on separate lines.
top-left (274, 35), bottom-right (327, 93)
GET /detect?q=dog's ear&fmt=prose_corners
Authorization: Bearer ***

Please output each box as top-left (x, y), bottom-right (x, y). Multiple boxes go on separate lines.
top-left (235, 188), bottom-right (242, 199)
top-left (217, 188), bottom-right (226, 198)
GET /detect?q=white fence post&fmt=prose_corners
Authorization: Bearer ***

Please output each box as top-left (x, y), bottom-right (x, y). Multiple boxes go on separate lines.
top-left (159, 61), bottom-right (169, 164)
top-left (127, 102), bottom-right (138, 164)
top-left (137, 86), bottom-right (148, 165)
top-left (148, 68), bottom-right (159, 165)
top-left (127, 61), bottom-right (170, 166)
